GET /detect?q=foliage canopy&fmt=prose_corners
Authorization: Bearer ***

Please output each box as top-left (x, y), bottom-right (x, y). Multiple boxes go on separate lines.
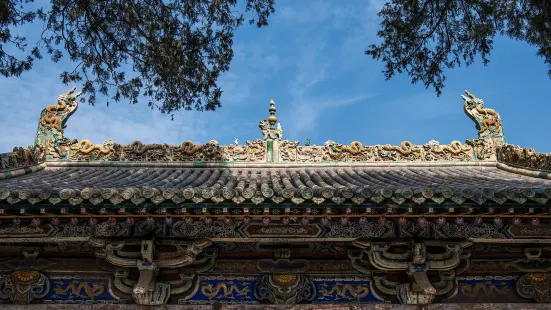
top-left (366, 0), bottom-right (551, 96)
top-left (0, 0), bottom-right (274, 113)
top-left (2, 0), bottom-right (550, 110)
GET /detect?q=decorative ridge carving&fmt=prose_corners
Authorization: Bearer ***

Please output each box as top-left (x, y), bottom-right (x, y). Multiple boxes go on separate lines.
top-left (59, 138), bottom-right (477, 163)
top-left (279, 139), bottom-right (473, 163)
top-left (9, 88), bottom-right (523, 165)
top-left (497, 144), bottom-right (551, 172)
top-left (0, 147), bottom-right (44, 172)
top-left (34, 86), bottom-right (81, 159)
top-left (44, 159), bottom-right (498, 168)
top-left (462, 90), bottom-right (505, 160)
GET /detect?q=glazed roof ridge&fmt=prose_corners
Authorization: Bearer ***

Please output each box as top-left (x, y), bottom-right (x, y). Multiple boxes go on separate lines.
top-left (0, 87), bottom-right (548, 175)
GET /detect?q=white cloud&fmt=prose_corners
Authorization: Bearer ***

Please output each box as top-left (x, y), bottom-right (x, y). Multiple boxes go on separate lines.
top-left (0, 0), bottom-right (386, 153)
top-left (278, 1), bottom-right (383, 139)
top-left (0, 20), bottom-right (285, 153)
top-left (284, 94), bottom-right (374, 140)
top-left (0, 63), bottom-right (218, 152)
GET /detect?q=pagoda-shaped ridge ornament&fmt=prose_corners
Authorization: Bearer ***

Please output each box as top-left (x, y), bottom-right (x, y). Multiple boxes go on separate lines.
top-left (268, 99), bottom-right (277, 130)
top-left (259, 99), bottom-right (282, 141)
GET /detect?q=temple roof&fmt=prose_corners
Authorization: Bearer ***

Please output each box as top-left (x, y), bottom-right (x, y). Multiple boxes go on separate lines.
top-left (1, 87), bottom-right (551, 208)
top-left (1, 163), bottom-right (551, 206)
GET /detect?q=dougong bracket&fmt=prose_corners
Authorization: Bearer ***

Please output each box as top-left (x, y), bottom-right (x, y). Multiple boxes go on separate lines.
top-left (93, 238), bottom-right (211, 306)
top-left (353, 240), bottom-right (471, 305)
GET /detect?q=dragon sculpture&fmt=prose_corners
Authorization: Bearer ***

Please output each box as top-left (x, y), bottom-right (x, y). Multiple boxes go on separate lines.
top-left (462, 90), bottom-right (505, 160)
top-left (423, 140), bottom-right (473, 161)
top-left (69, 139), bottom-right (115, 160)
top-left (278, 139), bottom-right (473, 163)
top-left (34, 86), bottom-right (81, 158)
top-left (323, 140), bottom-right (374, 161)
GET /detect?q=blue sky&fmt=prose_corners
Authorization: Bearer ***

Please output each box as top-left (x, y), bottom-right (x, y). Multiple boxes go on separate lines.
top-left (1, 0), bottom-right (550, 154)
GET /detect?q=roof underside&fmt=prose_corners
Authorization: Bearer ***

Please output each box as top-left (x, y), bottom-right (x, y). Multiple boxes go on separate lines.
top-left (1, 164), bottom-right (551, 206)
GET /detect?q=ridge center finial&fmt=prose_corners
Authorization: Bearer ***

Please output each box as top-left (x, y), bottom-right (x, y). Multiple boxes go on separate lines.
top-left (268, 99), bottom-right (277, 129)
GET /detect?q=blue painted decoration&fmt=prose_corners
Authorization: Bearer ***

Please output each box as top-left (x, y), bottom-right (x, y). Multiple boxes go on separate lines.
top-left (314, 279), bottom-right (384, 303)
top-left (43, 278), bottom-right (116, 302)
top-left (450, 278), bottom-right (520, 303)
top-left (185, 277), bottom-right (256, 303)
top-left (183, 276), bottom-right (383, 304)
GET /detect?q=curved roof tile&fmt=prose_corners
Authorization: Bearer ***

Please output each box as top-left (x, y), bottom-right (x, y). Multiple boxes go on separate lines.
top-left (1, 165), bottom-right (551, 206)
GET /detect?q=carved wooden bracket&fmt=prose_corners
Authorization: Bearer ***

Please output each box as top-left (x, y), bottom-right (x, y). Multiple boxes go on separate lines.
top-left (92, 238), bottom-right (212, 305)
top-left (351, 240), bottom-right (471, 305)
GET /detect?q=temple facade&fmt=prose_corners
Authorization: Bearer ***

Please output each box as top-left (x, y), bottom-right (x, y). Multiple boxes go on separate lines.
top-left (0, 88), bottom-right (551, 309)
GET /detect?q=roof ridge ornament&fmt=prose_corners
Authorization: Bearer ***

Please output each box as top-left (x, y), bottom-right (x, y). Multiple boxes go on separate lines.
top-left (34, 86), bottom-right (81, 159)
top-left (462, 90), bottom-right (505, 160)
top-left (10, 89), bottom-right (500, 165)
top-left (259, 99), bottom-right (282, 141)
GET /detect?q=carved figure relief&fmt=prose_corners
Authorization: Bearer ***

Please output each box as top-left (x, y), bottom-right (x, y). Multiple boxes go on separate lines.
top-left (0, 146), bottom-right (44, 171)
top-left (259, 99), bottom-right (282, 141)
top-left (462, 90), bottom-right (505, 159)
top-left (34, 86), bottom-right (81, 158)
top-left (498, 144), bottom-right (551, 171)
top-left (259, 120), bottom-right (282, 140)
top-left (278, 140), bottom-right (472, 163)
top-left (69, 139), bottom-right (115, 160)
top-left (64, 137), bottom-right (474, 164)
top-left (422, 140), bottom-right (473, 161)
